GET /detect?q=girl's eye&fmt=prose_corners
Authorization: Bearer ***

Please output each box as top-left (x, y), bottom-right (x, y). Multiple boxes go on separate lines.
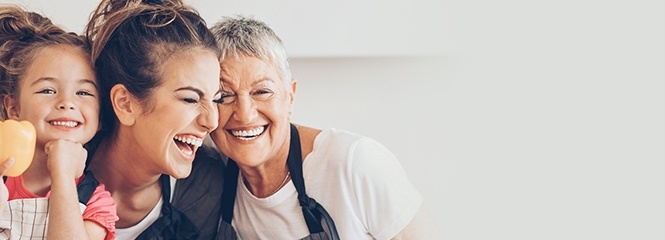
top-left (76, 90), bottom-right (95, 97)
top-left (36, 89), bottom-right (56, 94)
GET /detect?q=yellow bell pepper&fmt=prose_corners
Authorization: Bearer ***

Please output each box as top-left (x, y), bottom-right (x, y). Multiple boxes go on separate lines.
top-left (0, 120), bottom-right (36, 177)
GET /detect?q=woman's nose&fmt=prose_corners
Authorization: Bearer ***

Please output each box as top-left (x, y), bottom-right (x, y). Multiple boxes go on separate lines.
top-left (199, 103), bottom-right (219, 132)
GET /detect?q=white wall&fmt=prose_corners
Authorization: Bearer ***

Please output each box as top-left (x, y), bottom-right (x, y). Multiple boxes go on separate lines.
top-left (3, 0), bottom-right (449, 57)
top-left (5, 0), bottom-right (665, 239)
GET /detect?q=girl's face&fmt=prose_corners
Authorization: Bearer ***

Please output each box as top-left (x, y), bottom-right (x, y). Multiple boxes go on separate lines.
top-left (129, 50), bottom-right (221, 178)
top-left (210, 55), bottom-right (295, 168)
top-left (5, 44), bottom-right (99, 148)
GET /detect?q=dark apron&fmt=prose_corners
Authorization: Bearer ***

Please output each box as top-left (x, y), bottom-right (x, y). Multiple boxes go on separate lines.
top-left (135, 174), bottom-right (200, 240)
top-left (217, 124), bottom-right (340, 240)
top-left (84, 137), bottom-right (203, 239)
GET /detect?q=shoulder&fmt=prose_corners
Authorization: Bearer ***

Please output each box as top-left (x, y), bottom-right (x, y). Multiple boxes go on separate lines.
top-left (311, 128), bottom-right (388, 158)
top-left (294, 124), bottom-right (320, 159)
top-left (297, 125), bottom-right (370, 163)
top-left (305, 127), bottom-right (397, 178)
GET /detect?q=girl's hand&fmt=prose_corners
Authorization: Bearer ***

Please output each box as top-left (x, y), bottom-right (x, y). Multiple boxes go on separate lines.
top-left (45, 139), bottom-right (86, 179)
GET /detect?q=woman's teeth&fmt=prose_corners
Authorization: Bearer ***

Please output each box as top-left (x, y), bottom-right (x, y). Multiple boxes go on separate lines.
top-left (174, 135), bottom-right (203, 147)
top-left (231, 126), bottom-right (265, 140)
top-left (49, 121), bottom-right (79, 127)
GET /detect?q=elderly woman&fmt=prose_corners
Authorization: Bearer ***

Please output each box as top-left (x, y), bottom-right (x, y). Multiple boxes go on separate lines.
top-left (83, 0), bottom-right (225, 239)
top-left (210, 16), bottom-right (435, 239)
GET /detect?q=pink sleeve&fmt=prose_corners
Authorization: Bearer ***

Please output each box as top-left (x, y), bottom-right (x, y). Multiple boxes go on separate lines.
top-left (81, 183), bottom-right (118, 240)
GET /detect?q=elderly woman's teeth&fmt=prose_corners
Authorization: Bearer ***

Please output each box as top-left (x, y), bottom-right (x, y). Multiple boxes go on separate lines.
top-left (174, 135), bottom-right (203, 147)
top-left (231, 126), bottom-right (265, 140)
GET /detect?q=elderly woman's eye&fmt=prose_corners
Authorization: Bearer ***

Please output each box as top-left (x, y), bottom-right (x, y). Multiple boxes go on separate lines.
top-left (253, 89), bottom-right (274, 101)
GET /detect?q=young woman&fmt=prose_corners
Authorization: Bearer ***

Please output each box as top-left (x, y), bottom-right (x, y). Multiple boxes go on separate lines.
top-left (83, 0), bottom-right (225, 238)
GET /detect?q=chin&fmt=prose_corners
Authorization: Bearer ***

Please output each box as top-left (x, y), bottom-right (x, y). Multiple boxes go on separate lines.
top-left (169, 165), bottom-right (194, 179)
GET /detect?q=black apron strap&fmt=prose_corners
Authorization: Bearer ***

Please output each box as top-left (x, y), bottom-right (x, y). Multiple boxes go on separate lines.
top-left (136, 174), bottom-right (199, 240)
top-left (286, 124), bottom-right (322, 233)
top-left (287, 124), bottom-right (339, 240)
top-left (221, 159), bottom-right (239, 223)
top-left (77, 170), bottom-right (99, 204)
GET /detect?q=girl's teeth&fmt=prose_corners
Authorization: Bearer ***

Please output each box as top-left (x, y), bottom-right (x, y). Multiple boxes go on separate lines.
top-left (50, 121), bottom-right (78, 127)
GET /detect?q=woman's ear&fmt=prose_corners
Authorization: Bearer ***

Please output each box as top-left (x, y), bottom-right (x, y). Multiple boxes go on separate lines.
top-left (289, 78), bottom-right (297, 106)
top-left (110, 84), bottom-right (138, 126)
top-left (3, 95), bottom-right (20, 120)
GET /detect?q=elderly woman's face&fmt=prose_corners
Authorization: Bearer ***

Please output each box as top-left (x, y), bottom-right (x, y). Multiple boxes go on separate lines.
top-left (211, 55), bottom-right (295, 167)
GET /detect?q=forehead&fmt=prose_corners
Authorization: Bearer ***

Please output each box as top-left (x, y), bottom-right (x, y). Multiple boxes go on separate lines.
top-left (220, 55), bottom-right (283, 85)
top-left (158, 49), bottom-right (220, 93)
top-left (22, 45), bottom-right (96, 85)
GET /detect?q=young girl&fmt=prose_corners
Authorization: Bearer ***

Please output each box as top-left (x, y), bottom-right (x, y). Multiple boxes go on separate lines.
top-left (0, 5), bottom-right (118, 239)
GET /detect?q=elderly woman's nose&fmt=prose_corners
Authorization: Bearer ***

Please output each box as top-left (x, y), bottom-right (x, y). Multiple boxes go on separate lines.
top-left (232, 96), bottom-right (258, 124)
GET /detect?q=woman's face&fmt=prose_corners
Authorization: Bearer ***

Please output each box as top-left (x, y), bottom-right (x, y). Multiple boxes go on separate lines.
top-left (130, 50), bottom-right (221, 178)
top-left (210, 55), bottom-right (295, 168)
top-left (6, 44), bottom-right (99, 148)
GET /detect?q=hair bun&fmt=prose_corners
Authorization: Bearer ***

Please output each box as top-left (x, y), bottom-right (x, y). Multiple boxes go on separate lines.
top-left (18, 32), bottom-right (34, 42)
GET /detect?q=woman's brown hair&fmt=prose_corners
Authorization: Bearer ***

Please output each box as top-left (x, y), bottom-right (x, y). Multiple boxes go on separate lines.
top-left (84, 0), bottom-right (219, 136)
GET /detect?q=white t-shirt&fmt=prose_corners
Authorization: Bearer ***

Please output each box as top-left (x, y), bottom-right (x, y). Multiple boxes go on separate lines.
top-left (232, 128), bottom-right (422, 240)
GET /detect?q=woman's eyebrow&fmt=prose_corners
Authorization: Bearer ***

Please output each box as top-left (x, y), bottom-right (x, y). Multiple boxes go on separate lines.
top-left (175, 86), bottom-right (204, 97)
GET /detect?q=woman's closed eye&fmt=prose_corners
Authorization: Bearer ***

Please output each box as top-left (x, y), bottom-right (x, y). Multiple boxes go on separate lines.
top-left (183, 97), bottom-right (200, 104)
top-left (212, 91), bottom-right (223, 104)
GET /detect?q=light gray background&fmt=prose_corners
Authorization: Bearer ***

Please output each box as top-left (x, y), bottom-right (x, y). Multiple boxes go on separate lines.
top-left (5, 0), bottom-right (664, 239)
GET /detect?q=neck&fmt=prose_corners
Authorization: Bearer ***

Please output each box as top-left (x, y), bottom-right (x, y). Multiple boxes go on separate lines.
top-left (21, 147), bottom-right (51, 196)
top-left (89, 134), bottom-right (164, 228)
top-left (238, 138), bottom-right (292, 198)
top-left (88, 135), bottom-right (161, 193)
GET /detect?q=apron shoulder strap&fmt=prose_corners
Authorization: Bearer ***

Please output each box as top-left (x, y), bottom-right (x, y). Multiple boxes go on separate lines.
top-left (136, 174), bottom-right (200, 240)
top-left (77, 170), bottom-right (99, 205)
top-left (287, 124), bottom-right (340, 240)
top-left (221, 159), bottom-right (239, 223)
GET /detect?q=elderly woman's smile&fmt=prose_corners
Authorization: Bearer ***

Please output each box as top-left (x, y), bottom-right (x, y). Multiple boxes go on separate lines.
top-left (227, 125), bottom-right (267, 141)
